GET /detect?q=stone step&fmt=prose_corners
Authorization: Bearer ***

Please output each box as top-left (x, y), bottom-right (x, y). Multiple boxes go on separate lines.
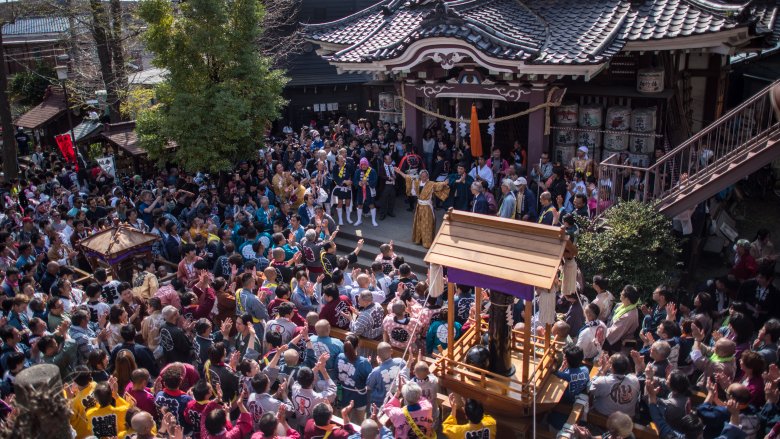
top-left (334, 236), bottom-right (428, 276)
top-left (336, 228), bottom-right (428, 261)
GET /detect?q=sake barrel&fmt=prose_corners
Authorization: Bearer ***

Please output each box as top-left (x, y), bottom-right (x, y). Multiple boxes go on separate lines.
top-left (637, 68), bottom-right (665, 94)
top-left (579, 104), bottom-right (603, 128)
top-left (629, 153), bottom-right (651, 167)
top-left (630, 134), bottom-right (656, 154)
top-left (604, 131), bottom-right (629, 151)
top-left (631, 107), bottom-right (657, 133)
top-left (554, 124), bottom-right (578, 145)
top-left (554, 144), bottom-right (576, 165)
top-left (578, 130), bottom-right (602, 150)
top-left (606, 106), bottom-right (632, 131)
top-left (556, 102), bottom-right (579, 125)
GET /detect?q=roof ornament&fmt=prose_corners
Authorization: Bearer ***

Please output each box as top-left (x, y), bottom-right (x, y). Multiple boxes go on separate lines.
top-left (421, 0), bottom-right (464, 26)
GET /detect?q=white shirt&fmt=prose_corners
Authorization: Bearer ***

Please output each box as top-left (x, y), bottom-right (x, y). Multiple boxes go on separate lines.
top-left (469, 165), bottom-right (494, 189)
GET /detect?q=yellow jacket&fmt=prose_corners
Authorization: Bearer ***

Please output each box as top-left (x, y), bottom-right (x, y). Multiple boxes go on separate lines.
top-left (85, 395), bottom-right (131, 439)
top-left (442, 414), bottom-right (497, 439)
top-left (69, 381), bottom-right (97, 439)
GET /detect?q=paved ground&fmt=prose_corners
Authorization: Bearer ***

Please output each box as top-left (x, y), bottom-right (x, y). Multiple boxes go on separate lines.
top-left (332, 196), bottom-right (447, 274)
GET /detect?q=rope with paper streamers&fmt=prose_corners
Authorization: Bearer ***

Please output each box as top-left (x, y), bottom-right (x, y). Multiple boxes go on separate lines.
top-left (399, 87), bottom-right (565, 135)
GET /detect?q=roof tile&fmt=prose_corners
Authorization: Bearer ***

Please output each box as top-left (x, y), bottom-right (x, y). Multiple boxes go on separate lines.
top-left (304, 0), bottom-right (779, 67)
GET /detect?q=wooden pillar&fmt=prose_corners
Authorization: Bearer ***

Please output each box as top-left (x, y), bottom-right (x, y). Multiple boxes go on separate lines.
top-left (527, 83), bottom-right (549, 171)
top-left (447, 282), bottom-right (455, 363)
top-left (491, 100), bottom-right (496, 150)
top-left (402, 82), bottom-right (422, 146)
top-left (455, 98), bottom-right (460, 147)
top-left (522, 299), bottom-right (532, 383)
top-left (474, 287), bottom-right (482, 341)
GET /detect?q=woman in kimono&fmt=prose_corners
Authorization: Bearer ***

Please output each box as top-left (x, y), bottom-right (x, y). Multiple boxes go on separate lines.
top-left (394, 167), bottom-right (450, 248)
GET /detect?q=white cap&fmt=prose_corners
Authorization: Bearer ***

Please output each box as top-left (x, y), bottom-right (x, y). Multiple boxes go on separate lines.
top-left (514, 177), bottom-right (527, 186)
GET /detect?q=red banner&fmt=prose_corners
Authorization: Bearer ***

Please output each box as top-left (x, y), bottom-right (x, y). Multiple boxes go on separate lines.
top-left (55, 134), bottom-right (78, 170)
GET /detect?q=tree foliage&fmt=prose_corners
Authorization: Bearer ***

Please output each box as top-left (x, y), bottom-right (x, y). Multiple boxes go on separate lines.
top-left (121, 87), bottom-right (155, 120)
top-left (576, 201), bottom-right (680, 296)
top-left (10, 63), bottom-right (55, 106)
top-left (136, 0), bottom-right (287, 172)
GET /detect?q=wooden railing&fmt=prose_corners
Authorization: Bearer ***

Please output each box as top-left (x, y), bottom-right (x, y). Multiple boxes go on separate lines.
top-left (596, 79), bottom-right (780, 214)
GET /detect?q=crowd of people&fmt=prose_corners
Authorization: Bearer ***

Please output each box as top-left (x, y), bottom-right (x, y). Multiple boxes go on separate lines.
top-left (0, 115), bottom-right (775, 439)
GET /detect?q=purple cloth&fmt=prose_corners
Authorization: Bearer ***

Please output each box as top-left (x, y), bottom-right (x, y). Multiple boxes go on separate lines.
top-left (447, 268), bottom-right (534, 301)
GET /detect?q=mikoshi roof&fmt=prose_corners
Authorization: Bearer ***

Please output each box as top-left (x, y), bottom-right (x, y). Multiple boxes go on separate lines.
top-left (424, 209), bottom-right (577, 297)
top-left (304, 0), bottom-right (780, 69)
top-left (77, 226), bottom-right (160, 259)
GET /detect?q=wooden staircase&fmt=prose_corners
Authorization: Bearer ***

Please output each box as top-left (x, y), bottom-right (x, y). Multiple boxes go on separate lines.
top-left (597, 80), bottom-right (780, 218)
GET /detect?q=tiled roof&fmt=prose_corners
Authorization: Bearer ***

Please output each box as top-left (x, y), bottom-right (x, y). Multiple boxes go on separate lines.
top-left (14, 86), bottom-right (67, 129)
top-left (102, 122), bottom-right (142, 156)
top-left (1, 17), bottom-right (69, 36)
top-left (303, 0), bottom-right (779, 66)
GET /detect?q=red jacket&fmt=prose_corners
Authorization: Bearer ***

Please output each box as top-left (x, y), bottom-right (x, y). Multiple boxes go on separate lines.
top-left (267, 298), bottom-right (306, 326)
top-left (200, 400), bottom-right (253, 439)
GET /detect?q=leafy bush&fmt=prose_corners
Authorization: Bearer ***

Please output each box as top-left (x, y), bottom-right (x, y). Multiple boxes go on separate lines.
top-left (10, 63), bottom-right (55, 106)
top-left (576, 201), bottom-right (680, 297)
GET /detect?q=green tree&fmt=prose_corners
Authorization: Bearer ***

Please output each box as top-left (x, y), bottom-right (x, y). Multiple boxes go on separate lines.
top-left (136, 0), bottom-right (287, 172)
top-left (576, 201), bottom-right (680, 296)
top-left (10, 63), bottom-right (55, 106)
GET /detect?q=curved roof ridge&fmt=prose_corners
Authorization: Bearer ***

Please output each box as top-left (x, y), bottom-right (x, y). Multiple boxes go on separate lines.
top-left (459, 17), bottom-right (542, 52)
top-left (333, 7), bottom-right (418, 61)
top-left (583, 1), bottom-right (632, 61)
top-left (302, 0), bottom-right (392, 31)
top-left (684, 0), bottom-right (751, 14)
top-left (517, 0), bottom-right (552, 59)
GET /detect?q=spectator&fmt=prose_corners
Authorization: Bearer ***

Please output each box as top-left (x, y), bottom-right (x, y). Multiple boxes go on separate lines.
top-left (590, 353), bottom-right (641, 417)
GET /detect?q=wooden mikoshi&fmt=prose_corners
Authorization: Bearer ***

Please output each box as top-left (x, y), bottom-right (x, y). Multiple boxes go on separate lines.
top-left (425, 210), bottom-right (577, 418)
top-left (77, 225), bottom-right (161, 282)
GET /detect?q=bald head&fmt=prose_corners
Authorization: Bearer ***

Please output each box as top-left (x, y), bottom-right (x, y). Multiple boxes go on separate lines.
top-left (377, 342), bottom-right (392, 361)
top-left (315, 319), bottom-right (331, 337)
top-left (283, 348), bottom-right (299, 366)
top-left (727, 383), bottom-right (751, 404)
top-left (360, 419), bottom-right (380, 438)
top-left (130, 411), bottom-right (155, 435)
top-left (356, 273), bottom-right (370, 288)
top-left (391, 300), bottom-right (406, 317)
top-left (47, 261), bottom-right (60, 274)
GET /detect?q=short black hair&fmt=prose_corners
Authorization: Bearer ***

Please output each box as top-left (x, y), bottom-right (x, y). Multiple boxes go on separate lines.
top-left (265, 331), bottom-right (282, 348)
top-left (610, 354), bottom-right (630, 375)
top-left (563, 345), bottom-right (584, 369)
top-left (464, 399), bottom-right (485, 424)
top-left (120, 324), bottom-right (136, 342)
top-left (297, 366), bottom-right (314, 389)
top-left (277, 302), bottom-right (293, 317)
top-left (251, 373), bottom-right (270, 394)
top-left (622, 285), bottom-right (640, 304)
top-left (593, 275), bottom-right (609, 290)
top-left (192, 380), bottom-right (211, 401)
top-left (312, 403), bottom-right (332, 427)
top-left (205, 407), bottom-right (227, 435)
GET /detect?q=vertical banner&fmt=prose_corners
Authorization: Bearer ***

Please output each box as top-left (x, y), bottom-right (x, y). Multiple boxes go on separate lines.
top-left (96, 156), bottom-right (116, 177)
top-left (54, 134), bottom-right (78, 170)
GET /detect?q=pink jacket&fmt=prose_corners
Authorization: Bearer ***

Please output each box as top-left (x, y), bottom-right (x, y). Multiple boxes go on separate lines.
top-left (382, 395), bottom-right (434, 439)
top-left (251, 428), bottom-right (300, 439)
